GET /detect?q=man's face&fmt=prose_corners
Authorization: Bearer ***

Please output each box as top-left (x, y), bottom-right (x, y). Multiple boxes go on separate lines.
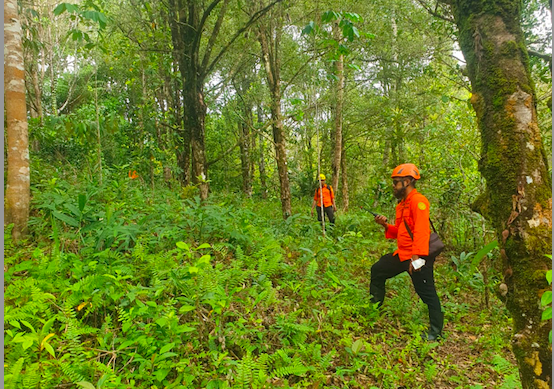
top-left (320, 179), bottom-right (325, 185)
top-left (392, 178), bottom-right (407, 199)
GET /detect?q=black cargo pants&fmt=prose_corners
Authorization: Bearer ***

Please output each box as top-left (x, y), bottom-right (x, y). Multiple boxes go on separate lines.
top-left (369, 253), bottom-right (443, 336)
top-left (316, 205), bottom-right (335, 224)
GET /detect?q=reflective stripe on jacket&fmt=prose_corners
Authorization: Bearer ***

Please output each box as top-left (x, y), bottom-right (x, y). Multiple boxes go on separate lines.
top-left (384, 189), bottom-right (431, 261)
top-left (314, 185), bottom-right (334, 207)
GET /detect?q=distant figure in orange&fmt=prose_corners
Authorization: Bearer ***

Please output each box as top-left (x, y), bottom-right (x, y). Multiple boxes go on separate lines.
top-left (310, 174), bottom-right (337, 225)
top-left (128, 170), bottom-right (138, 180)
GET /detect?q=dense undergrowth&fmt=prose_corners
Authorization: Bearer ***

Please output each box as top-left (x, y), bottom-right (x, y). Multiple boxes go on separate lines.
top-left (5, 170), bottom-right (521, 388)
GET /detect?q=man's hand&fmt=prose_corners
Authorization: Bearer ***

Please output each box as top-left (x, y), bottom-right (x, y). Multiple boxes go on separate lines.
top-left (333, 204), bottom-right (337, 212)
top-left (311, 209), bottom-right (314, 217)
top-left (409, 255), bottom-right (424, 275)
top-left (374, 215), bottom-right (387, 227)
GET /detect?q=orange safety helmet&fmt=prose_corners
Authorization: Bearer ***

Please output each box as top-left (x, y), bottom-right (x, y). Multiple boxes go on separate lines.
top-left (391, 163), bottom-right (420, 180)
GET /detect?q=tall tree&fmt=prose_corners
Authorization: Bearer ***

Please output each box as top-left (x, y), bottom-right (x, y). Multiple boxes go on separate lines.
top-left (330, 23), bottom-right (345, 197)
top-left (5, 0), bottom-right (31, 243)
top-left (167, 0), bottom-right (282, 200)
top-left (446, 0), bottom-right (552, 386)
top-left (257, 2), bottom-right (292, 219)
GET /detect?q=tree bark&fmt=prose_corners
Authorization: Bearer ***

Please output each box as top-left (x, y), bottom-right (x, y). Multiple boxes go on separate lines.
top-left (340, 140), bottom-right (349, 212)
top-left (257, 105), bottom-right (268, 199)
top-left (235, 75), bottom-right (254, 197)
top-left (183, 80), bottom-right (209, 200)
top-left (331, 24), bottom-right (344, 194)
top-left (167, 0), bottom-right (191, 185)
top-left (258, 13), bottom-right (292, 219)
top-left (5, 0), bottom-right (31, 243)
top-left (451, 1), bottom-right (552, 387)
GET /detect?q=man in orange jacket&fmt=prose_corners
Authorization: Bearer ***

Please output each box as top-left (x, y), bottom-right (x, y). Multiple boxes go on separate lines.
top-left (371, 163), bottom-right (444, 341)
top-left (311, 174), bottom-right (337, 225)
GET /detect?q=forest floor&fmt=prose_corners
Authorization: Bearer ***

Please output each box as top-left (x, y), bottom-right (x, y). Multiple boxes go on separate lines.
top-left (4, 188), bottom-right (523, 388)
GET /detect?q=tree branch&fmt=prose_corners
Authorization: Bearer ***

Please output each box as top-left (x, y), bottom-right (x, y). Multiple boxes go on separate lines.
top-left (204, 0), bottom-right (284, 77)
top-left (415, 0), bottom-right (455, 23)
top-left (201, 0), bottom-right (230, 71)
top-left (527, 49), bottom-right (552, 67)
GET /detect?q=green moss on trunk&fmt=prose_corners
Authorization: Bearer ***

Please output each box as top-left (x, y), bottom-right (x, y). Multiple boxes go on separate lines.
top-left (452, 0), bottom-right (552, 387)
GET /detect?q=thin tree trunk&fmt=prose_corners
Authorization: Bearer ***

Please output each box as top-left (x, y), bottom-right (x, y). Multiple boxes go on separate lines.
top-left (235, 76), bottom-right (254, 197)
top-left (331, 24), bottom-right (344, 193)
top-left (340, 140), bottom-right (349, 212)
top-left (258, 16), bottom-right (291, 218)
top-left (5, 0), bottom-right (30, 243)
top-left (451, 1), bottom-right (552, 387)
top-left (257, 105), bottom-right (268, 198)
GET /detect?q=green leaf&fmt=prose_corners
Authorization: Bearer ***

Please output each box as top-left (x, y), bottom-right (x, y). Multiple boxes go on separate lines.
top-left (43, 342), bottom-right (56, 357)
top-left (176, 241), bottom-right (189, 250)
top-left (471, 240), bottom-right (498, 268)
top-left (179, 305), bottom-right (196, 313)
top-left (351, 339), bottom-right (363, 354)
top-left (78, 194), bottom-right (87, 212)
top-left (302, 21), bottom-right (314, 35)
top-left (154, 369), bottom-right (170, 382)
top-left (541, 291), bottom-right (552, 306)
top-left (76, 382), bottom-right (96, 389)
top-left (322, 10), bottom-right (340, 23)
top-left (441, 95), bottom-right (450, 103)
top-left (196, 243), bottom-right (211, 249)
top-left (155, 317), bottom-right (168, 327)
top-left (21, 320), bottom-right (36, 333)
top-left (53, 3), bottom-right (67, 15)
top-left (188, 266), bottom-right (199, 274)
top-left (53, 211), bottom-right (80, 227)
top-left (117, 340), bottom-right (136, 350)
top-left (41, 317), bottom-right (56, 335)
top-left (22, 338), bottom-right (34, 350)
top-left (64, 203), bottom-right (82, 218)
top-left (546, 269), bottom-right (552, 285)
top-left (159, 342), bottom-right (175, 354)
top-left (156, 352), bottom-right (178, 361)
top-left (197, 255), bottom-right (211, 264)
top-left (177, 325), bottom-right (196, 333)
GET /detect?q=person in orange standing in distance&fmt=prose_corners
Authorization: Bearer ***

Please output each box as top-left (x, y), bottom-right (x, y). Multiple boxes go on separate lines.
top-left (310, 174), bottom-right (337, 226)
top-left (370, 163), bottom-right (444, 341)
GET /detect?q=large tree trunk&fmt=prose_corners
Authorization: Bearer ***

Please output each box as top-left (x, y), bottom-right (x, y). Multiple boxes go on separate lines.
top-left (5, 0), bottom-right (31, 243)
top-left (331, 24), bottom-right (345, 194)
top-left (168, 0), bottom-right (191, 185)
top-left (258, 15), bottom-right (291, 219)
top-left (183, 81), bottom-right (209, 200)
top-left (451, 1), bottom-right (552, 387)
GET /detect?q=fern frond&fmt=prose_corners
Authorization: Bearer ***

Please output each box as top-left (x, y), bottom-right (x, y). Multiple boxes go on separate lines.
top-left (4, 357), bottom-right (24, 389)
top-left (22, 362), bottom-right (41, 389)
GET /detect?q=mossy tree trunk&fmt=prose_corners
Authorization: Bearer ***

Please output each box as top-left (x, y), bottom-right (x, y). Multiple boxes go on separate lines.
top-left (449, 0), bottom-right (552, 387)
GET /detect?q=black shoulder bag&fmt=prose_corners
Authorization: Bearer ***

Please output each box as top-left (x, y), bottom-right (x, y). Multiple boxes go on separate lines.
top-left (403, 219), bottom-right (445, 258)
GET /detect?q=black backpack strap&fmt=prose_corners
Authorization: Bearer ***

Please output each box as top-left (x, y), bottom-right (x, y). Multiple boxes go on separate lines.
top-left (403, 219), bottom-right (414, 240)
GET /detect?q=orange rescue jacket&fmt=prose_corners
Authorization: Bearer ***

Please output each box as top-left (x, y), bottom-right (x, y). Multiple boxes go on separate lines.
top-left (314, 184), bottom-right (334, 208)
top-left (384, 189), bottom-right (431, 261)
